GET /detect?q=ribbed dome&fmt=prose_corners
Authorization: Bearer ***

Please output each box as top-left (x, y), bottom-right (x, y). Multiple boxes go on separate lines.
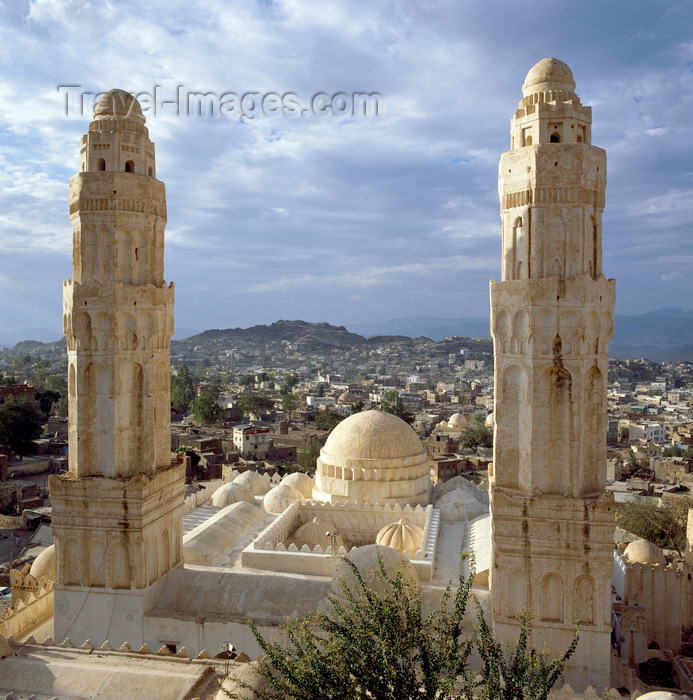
top-left (522, 58), bottom-right (576, 97)
top-left (376, 519), bottom-right (422, 555)
top-left (622, 539), bottom-right (665, 566)
top-left (293, 517), bottom-right (345, 550)
top-left (321, 410), bottom-right (426, 465)
top-left (94, 89), bottom-right (146, 123)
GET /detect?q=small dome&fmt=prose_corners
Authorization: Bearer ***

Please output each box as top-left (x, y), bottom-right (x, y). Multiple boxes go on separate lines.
top-left (437, 489), bottom-right (487, 522)
top-left (485, 412), bottom-right (494, 428)
top-left (293, 517), bottom-right (344, 550)
top-left (338, 390), bottom-right (357, 404)
top-left (234, 470), bottom-right (271, 496)
top-left (216, 662), bottom-right (273, 700)
top-left (622, 539), bottom-right (665, 566)
top-left (281, 472), bottom-right (314, 499)
top-left (376, 520), bottom-right (423, 555)
top-left (211, 482), bottom-right (256, 508)
top-left (263, 484), bottom-right (302, 514)
top-left (522, 58), bottom-right (576, 97)
top-left (330, 544), bottom-right (420, 602)
top-left (29, 545), bottom-right (54, 582)
top-left (94, 89), bottom-right (146, 123)
top-left (447, 412), bottom-right (467, 429)
top-left (434, 475), bottom-right (488, 506)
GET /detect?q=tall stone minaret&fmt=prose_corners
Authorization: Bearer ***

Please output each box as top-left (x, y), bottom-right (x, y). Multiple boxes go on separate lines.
top-left (489, 59), bottom-right (615, 690)
top-left (50, 90), bottom-right (184, 648)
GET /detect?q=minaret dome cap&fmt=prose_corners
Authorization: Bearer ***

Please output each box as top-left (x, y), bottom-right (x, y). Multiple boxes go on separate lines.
top-left (94, 89), bottom-right (146, 123)
top-left (522, 57), bottom-right (576, 97)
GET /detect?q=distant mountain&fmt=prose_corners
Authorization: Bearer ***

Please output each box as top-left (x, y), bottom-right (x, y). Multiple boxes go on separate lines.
top-left (3, 309), bottom-right (693, 361)
top-left (0, 327), bottom-right (62, 348)
top-left (350, 315), bottom-right (491, 340)
top-left (176, 319), bottom-right (369, 352)
top-left (610, 308), bottom-right (693, 361)
top-left (350, 309), bottom-right (693, 361)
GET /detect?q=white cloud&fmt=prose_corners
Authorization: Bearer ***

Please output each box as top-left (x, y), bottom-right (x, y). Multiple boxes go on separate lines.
top-left (0, 0), bottom-right (691, 331)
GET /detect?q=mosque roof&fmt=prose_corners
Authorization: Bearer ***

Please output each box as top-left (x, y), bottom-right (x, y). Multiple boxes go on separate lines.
top-left (522, 57), bottom-right (576, 97)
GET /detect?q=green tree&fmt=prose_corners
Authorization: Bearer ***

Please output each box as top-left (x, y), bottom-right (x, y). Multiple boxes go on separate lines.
top-left (238, 394), bottom-right (274, 420)
top-left (350, 399), bottom-right (364, 415)
top-left (45, 375), bottom-right (67, 394)
top-left (45, 375), bottom-right (68, 417)
top-left (30, 367), bottom-right (48, 390)
top-left (278, 374), bottom-right (300, 395)
top-left (221, 555), bottom-right (577, 700)
top-left (315, 383), bottom-right (325, 397)
top-left (380, 390), bottom-right (414, 424)
top-left (459, 424), bottom-right (493, 450)
top-left (469, 411), bottom-right (485, 426)
top-left (281, 392), bottom-right (302, 419)
top-left (239, 373), bottom-right (256, 390)
top-left (297, 439), bottom-right (321, 475)
top-left (662, 445), bottom-right (691, 458)
top-left (623, 449), bottom-right (640, 476)
top-left (35, 390), bottom-right (60, 416)
top-left (176, 446), bottom-right (201, 468)
top-left (190, 391), bottom-right (223, 425)
top-left (209, 378), bottom-right (224, 400)
top-left (616, 497), bottom-right (693, 556)
top-left (170, 365), bottom-right (195, 414)
top-left (474, 604), bottom-right (578, 700)
top-left (0, 396), bottom-right (44, 455)
top-left (314, 408), bottom-right (344, 431)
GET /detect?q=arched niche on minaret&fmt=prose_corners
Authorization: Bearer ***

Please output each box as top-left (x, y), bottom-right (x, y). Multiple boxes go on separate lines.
top-left (539, 365), bottom-right (573, 495)
top-left (581, 365), bottom-right (605, 495)
top-left (496, 364), bottom-right (528, 491)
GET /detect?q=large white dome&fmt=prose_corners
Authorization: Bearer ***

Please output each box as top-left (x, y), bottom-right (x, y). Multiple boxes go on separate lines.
top-left (313, 410), bottom-right (431, 506)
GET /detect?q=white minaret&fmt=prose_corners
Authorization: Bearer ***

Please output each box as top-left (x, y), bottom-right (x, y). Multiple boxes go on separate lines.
top-left (50, 90), bottom-right (184, 648)
top-left (489, 59), bottom-right (615, 690)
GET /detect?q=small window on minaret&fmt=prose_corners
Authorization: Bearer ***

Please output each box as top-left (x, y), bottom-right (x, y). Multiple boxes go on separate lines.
top-left (97, 158), bottom-right (106, 171)
top-left (148, 166), bottom-right (153, 176)
top-left (125, 160), bottom-right (135, 173)
top-left (550, 132), bottom-right (560, 143)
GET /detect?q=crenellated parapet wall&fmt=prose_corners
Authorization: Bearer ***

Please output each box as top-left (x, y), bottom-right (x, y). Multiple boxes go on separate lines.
top-left (9, 563), bottom-right (53, 606)
top-left (0, 584), bottom-right (53, 640)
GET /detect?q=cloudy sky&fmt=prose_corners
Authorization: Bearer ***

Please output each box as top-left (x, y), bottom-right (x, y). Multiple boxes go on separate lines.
top-left (1, 0), bottom-right (691, 339)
